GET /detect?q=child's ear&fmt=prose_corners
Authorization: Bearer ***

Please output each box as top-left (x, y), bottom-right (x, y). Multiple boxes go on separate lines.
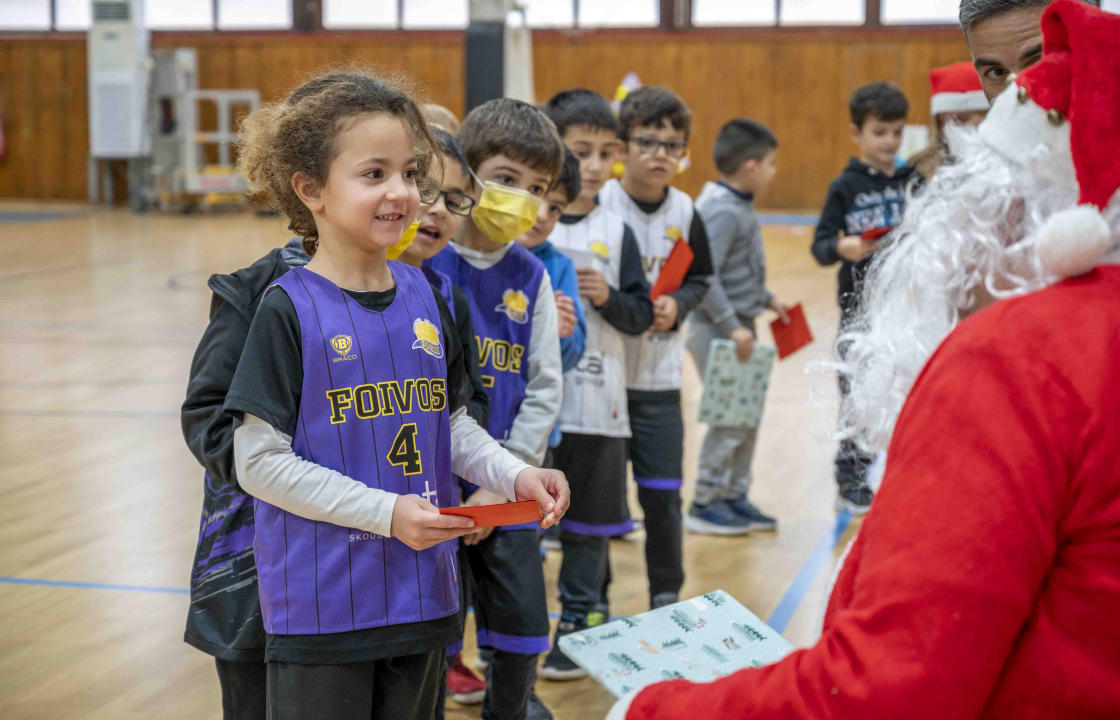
top-left (849, 123), bottom-right (863, 144)
top-left (291, 172), bottom-right (324, 213)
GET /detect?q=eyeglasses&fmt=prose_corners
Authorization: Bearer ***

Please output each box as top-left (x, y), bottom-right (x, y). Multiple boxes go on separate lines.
top-left (420, 187), bottom-right (476, 217)
top-left (629, 136), bottom-right (688, 158)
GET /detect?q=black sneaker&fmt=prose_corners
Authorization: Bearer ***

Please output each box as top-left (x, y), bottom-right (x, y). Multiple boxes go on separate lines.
top-left (650, 592), bottom-right (678, 610)
top-left (525, 691), bottom-right (554, 720)
top-left (539, 619), bottom-right (588, 680)
top-left (726, 497), bottom-right (778, 532)
top-left (835, 482), bottom-right (874, 516)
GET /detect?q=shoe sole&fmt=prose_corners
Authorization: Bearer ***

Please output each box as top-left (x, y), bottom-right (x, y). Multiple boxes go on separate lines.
top-left (541, 539), bottom-right (561, 552)
top-left (539, 665), bottom-right (588, 681)
top-left (834, 497), bottom-right (872, 516)
top-left (448, 690), bottom-right (485, 705)
top-left (744, 522), bottom-right (778, 532)
top-left (684, 515), bottom-right (752, 536)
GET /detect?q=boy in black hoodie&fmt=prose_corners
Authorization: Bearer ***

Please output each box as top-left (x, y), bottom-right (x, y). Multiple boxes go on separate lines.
top-left (812, 82), bottom-right (916, 516)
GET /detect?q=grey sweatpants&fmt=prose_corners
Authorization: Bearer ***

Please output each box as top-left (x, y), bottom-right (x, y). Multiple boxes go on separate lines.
top-left (686, 316), bottom-right (760, 506)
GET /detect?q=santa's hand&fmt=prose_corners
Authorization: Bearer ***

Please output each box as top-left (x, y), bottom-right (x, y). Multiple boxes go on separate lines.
top-left (513, 467), bottom-right (570, 529)
top-left (837, 236), bottom-right (877, 262)
top-left (390, 495), bottom-right (475, 551)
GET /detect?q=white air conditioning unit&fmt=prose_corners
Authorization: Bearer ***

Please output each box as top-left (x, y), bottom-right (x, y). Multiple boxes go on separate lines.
top-left (88, 0), bottom-right (150, 158)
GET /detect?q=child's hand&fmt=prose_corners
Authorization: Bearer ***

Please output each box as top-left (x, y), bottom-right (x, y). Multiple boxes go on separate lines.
top-left (576, 267), bottom-right (611, 308)
top-left (390, 495), bottom-right (475, 551)
top-left (555, 291), bottom-right (577, 339)
top-left (769, 298), bottom-right (791, 325)
top-left (513, 467), bottom-right (570, 529)
top-left (652, 295), bottom-right (679, 331)
top-left (837, 236), bottom-right (878, 262)
top-left (461, 489), bottom-right (505, 546)
top-left (729, 327), bottom-right (755, 363)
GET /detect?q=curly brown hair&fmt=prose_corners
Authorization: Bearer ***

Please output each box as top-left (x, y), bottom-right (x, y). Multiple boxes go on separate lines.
top-left (238, 68), bottom-right (439, 255)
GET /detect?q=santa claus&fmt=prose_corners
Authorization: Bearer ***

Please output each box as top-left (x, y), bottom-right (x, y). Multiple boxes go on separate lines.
top-left (608, 0), bottom-right (1120, 718)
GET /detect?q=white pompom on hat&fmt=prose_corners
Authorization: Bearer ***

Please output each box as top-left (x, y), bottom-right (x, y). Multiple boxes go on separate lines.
top-left (977, 0), bottom-right (1120, 278)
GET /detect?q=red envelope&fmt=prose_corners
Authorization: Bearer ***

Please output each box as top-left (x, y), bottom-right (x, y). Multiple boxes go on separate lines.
top-left (861, 225), bottom-right (895, 242)
top-left (770, 303), bottom-right (813, 360)
top-left (650, 239), bottom-right (694, 300)
top-left (440, 500), bottom-right (542, 527)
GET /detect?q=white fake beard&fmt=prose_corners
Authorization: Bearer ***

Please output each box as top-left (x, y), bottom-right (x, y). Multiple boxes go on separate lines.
top-left (832, 125), bottom-right (1082, 455)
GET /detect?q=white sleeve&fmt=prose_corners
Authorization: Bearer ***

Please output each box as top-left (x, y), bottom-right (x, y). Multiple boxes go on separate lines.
top-left (234, 414), bottom-right (398, 537)
top-left (449, 407), bottom-right (527, 501)
top-left (501, 272), bottom-right (563, 465)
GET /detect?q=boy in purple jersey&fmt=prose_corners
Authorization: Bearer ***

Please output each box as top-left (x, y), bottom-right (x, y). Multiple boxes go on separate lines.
top-left (223, 71), bottom-right (568, 720)
top-left (426, 98), bottom-right (565, 720)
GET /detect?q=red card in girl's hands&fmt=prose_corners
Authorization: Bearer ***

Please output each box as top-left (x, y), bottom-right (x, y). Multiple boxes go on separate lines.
top-left (650, 239), bottom-right (694, 300)
top-left (861, 226), bottom-right (895, 242)
top-left (440, 500), bottom-right (542, 527)
top-left (770, 303), bottom-right (813, 359)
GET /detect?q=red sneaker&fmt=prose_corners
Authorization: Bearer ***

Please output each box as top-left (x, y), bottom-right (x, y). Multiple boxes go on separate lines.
top-left (446, 654), bottom-right (486, 705)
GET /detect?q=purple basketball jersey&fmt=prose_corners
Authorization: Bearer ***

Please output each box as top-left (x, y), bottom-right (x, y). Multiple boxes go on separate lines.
top-left (254, 263), bottom-right (456, 635)
top-left (422, 264), bottom-right (456, 323)
top-left (427, 244), bottom-right (544, 530)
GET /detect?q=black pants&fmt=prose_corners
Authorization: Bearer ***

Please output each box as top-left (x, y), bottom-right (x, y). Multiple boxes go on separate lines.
top-left (266, 651), bottom-right (443, 720)
top-left (628, 391), bottom-right (685, 602)
top-left (216, 658), bottom-right (267, 720)
top-left (835, 303), bottom-right (873, 490)
top-left (558, 529), bottom-right (609, 617)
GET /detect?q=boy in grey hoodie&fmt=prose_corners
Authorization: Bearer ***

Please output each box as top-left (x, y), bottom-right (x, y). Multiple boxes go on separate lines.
top-left (685, 119), bottom-right (788, 535)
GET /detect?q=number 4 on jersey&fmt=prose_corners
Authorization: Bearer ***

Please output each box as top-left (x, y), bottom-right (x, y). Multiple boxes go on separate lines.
top-left (387, 423), bottom-right (423, 475)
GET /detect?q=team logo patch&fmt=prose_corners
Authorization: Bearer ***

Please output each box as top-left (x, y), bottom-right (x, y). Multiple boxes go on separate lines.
top-left (495, 288), bottom-right (530, 324)
top-left (590, 240), bottom-right (610, 258)
top-left (411, 318), bottom-right (444, 358)
top-left (330, 334), bottom-right (353, 356)
top-left (665, 226), bottom-right (683, 243)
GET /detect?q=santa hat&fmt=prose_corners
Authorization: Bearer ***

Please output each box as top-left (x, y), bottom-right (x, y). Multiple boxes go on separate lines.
top-left (929, 62), bottom-right (988, 116)
top-left (978, 0), bottom-right (1120, 278)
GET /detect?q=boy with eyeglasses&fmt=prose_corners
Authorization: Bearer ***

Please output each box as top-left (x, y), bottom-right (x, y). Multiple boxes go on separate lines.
top-left (598, 86), bottom-right (713, 612)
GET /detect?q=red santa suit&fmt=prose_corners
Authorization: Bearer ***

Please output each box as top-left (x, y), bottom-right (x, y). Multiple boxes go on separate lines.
top-left (611, 1), bottom-right (1120, 717)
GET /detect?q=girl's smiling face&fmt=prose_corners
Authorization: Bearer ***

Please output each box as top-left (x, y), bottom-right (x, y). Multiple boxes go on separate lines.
top-left (312, 112), bottom-right (422, 254)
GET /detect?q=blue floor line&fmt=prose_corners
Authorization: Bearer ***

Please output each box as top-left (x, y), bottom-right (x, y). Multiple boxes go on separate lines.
top-left (0, 576), bottom-right (189, 595)
top-left (766, 510), bottom-right (853, 633)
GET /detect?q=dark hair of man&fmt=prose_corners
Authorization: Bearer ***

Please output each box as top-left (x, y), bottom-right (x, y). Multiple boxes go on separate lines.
top-left (458, 97), bottom-right (565, 177)
top-left (617, 86), bottom-right (692, 142)
top-left (542, 89), bottom-right (618, 137)
top-left (849, 82), bottom-right (910, 128)
top-left (712, 119), bottom-right (779, 176)
top-left (552, 148), bottom-right (582, 203)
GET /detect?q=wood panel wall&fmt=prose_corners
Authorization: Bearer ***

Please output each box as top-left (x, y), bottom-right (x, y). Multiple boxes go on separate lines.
top-left (0, 27), bottom-right (967, 209)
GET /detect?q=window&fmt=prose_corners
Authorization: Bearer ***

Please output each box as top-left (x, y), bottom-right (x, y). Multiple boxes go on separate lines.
top-left (692, 0), bottom-right (775, 27)
top-left (55, 0), bottom-right (93, 30)
top-left (147, 0), bottom-right (214, 29)
top-left (323, 0), bottom-right (398, 28)
top-left (780, 0), bottom-right (864, 25)
top-left (0, 0), bottom-right (50, 30)
top-left (523, 0), bottom-right (574, 28)
top-left (218, 0), bottom-right (292, 29)
top-left (882, 0), bottom-right (959, 25)
top-left (578, 0), bottom-right (658, 27)
top-left (403, 0), bottom-right (469, 29)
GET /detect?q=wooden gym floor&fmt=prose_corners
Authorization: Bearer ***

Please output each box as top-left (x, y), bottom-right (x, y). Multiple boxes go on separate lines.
top-left (0, 202), bottom-right (859, 719)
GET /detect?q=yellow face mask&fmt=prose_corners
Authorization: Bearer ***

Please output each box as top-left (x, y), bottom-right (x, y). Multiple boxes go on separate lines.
top-left (386, 220), bottom-right (420, 261)
top-left (470, 182), bottom-right (542, 245)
